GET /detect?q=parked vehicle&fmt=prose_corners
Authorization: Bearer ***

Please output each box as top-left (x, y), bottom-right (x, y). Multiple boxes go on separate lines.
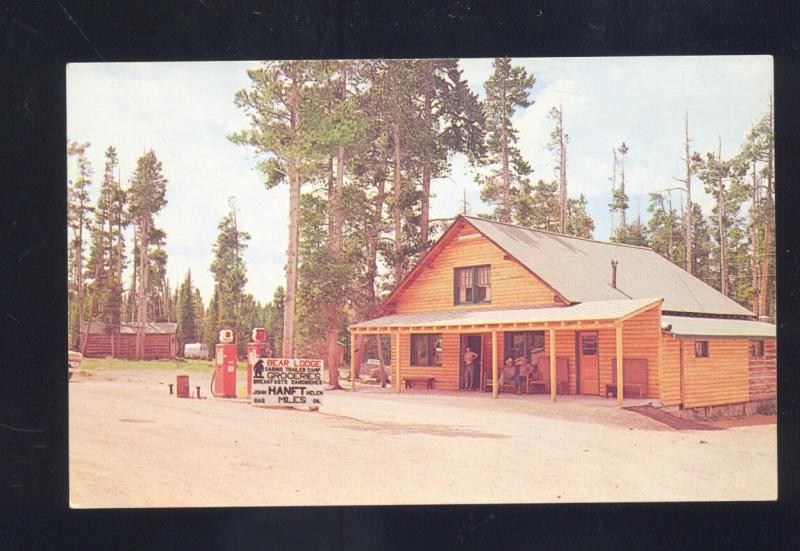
top-left (69, 350), bottom-right (82, 380)
top-left (183, 342), bottom-right (209, 359)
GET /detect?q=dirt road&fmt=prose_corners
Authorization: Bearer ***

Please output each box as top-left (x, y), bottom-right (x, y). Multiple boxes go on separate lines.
top-left (69, 369), bottom-right (776, 507)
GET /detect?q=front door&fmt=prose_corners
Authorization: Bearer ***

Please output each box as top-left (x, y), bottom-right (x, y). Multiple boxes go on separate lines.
top-left (577, 331), bottom-right (599, 395)
top-left (460, 334), bottom-right (482, 390)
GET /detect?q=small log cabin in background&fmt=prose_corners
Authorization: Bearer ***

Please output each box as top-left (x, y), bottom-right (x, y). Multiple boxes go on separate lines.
top-left (349, 215), bottom-right (776, 414)
top-left (80, 321), bottom-right (178, 360)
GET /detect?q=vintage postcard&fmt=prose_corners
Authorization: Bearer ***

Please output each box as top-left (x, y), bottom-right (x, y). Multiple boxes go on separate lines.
top-left (67, 56), bottom-right (775, 507)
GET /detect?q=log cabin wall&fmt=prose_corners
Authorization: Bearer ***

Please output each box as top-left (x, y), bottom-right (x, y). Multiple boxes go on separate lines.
top-left (391, 333), bottom-right (461, 391)
top-left (594, 306), bottom-right (661, 398)
top-left (660, 334), bottom-right (683, 406)
top-left (748, 337), bottom-right (776, 401)
top-left (681, 339), bottom-right (749, 408)
top-left (79, 333), bottom-right (176, 359)
top-left (392, 225), bottom-right (562, 314)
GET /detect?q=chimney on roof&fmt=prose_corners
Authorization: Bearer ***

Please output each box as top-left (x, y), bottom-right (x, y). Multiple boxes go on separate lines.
top-left (611, 259), bottom-right (619, 289)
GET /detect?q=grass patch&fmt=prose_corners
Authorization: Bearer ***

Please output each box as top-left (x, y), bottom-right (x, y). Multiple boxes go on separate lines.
top-left (80, 357), bottom-right (248, 373)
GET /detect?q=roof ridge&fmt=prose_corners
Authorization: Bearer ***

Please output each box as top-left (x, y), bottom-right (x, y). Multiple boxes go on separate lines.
top-left (462, 214), bottom-right (654, 251)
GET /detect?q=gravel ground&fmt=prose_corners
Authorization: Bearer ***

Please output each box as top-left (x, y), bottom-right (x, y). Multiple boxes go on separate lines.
top-left (69, 368), bottom-right (777, 507)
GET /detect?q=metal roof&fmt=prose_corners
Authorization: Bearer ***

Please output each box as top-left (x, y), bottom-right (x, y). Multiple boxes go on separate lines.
top-left (81, 321), bottom-right (178, 334)
top-left (352, 298), bottom-right (661, 330)
top-left (463, 216), bottom-right (754, 317)
top-left (662, 315), bottom-right (775, 338)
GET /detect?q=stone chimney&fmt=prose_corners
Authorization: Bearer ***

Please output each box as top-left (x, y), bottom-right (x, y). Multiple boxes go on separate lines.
top-left (611, 259), bottom-right (619, 289)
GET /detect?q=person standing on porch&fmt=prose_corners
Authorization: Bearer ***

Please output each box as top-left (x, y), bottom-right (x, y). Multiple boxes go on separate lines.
top-left (463, 346), bottom-right (478, 390)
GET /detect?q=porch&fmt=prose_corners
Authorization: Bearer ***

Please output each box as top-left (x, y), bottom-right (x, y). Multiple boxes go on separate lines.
top-left (349, 298), bottom-right (663, 406)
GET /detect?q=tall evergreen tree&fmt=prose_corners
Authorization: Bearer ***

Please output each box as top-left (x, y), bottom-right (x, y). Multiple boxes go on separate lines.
top-left (210, 202), bottom-right (251, 356)
top-left (548, 102), bottom-right (568, 233)
top-left (127, 149), bottom-right (168, 358)
top-left (67, 141), bottom-right (94, 349)
top-left (177, 270), bottom-right (198, 349)
top-left (415, 59), bottom-right (485, 251)
top-left (231, 61), bottom-right (316, 358)
top-left (608, 141), bottom-right (630, 228)
top-left (477, 57), bottom-right (535, 223)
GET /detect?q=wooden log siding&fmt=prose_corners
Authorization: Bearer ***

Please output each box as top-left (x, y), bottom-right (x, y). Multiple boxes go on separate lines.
top-left (79, 333), bottom-right (175, 359)
top-left (592, 306), bottom-right (661, 398)
top-left (391, 333), bottom-right (460, 390)
top-left (681, 339), bottom-right (749, 408)
top-left (748, 337), bottom-right (776, 401)
top-left (392, 226), bottom-right (561, 313)
top-left (660, 334), bottom-right (683, 406)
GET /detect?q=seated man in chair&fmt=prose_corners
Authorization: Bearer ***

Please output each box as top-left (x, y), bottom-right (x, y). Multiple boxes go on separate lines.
top-left (498, 357), bottom-right (522, 394)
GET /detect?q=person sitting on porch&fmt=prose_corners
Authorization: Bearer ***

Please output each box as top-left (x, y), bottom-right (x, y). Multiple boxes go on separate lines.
top-left (462, 346), bottom-right (478, 390)
top-left (517, 356), bottom-right (534, 381)
top-left (499, 357), bottom-right (521, 394)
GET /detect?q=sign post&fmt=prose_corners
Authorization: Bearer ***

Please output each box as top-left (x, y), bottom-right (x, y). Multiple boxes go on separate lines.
top-left (251, 358), bottom-right (324, 411)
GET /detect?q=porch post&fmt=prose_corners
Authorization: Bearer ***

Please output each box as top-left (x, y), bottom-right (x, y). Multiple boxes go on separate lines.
top-left (350, 332), bottom-right (356, 391)
top-left (616, 322), bottom-right (624, 405)
top-left (491, 330), bottom-right (498, 399)
top-left (395, 332), bottom-right (401, 393)
top-left (549, 328), bottom-right (557, 402)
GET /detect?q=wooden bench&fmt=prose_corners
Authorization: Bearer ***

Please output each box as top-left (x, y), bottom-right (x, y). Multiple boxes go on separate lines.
top-left (403, 376), bottom-right (435, 389)
top-left (605, 358), bottom-right (648, 398)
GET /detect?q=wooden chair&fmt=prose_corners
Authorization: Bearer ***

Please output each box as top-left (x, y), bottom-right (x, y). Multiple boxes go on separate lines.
top-left (526, 357), bottom-right (569, 395)
top-left (606, 358), bottom-right (648, 398)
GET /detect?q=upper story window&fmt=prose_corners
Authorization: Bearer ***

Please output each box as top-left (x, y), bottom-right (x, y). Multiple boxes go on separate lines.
top-left (749, 339), bottom-right (765, 357)
top-left (694, 341), bottom-right (709, 358)
top-left (454, 265), bottom-right (491, 305)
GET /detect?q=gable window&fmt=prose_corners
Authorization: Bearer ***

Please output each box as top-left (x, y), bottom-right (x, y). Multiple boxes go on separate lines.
top-left (454, 265), bottom-right (491, 305)
top-left (411, 334), bottom-right (442, 367)
top-left (694, 341), bottom-right (709, 358)
top-left (749, 339), bottom-right (765, 357)
top-left (504, 331), bottom-right (545, 364)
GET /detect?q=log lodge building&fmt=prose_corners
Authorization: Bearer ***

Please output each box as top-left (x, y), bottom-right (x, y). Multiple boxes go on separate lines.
top-left (349, 215), bottom-right (776, 414)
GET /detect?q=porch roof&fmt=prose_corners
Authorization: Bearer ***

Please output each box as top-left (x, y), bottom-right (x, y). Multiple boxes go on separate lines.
top-left (350, 298), bottom-right (662, 332)
top-left (661, 315), bottom-right (775, 338)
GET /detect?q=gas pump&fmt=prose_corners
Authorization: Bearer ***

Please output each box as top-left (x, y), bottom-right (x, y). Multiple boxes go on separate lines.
top-left (246, 327), bottom-right (272, 397)
top-left (212, 329), bottom-right (237, 398)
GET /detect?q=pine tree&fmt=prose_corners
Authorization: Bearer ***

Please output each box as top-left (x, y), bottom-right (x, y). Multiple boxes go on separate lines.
top-left (478, 57), bottom-right (535, 222)
top-left (127, 149), bottom-right (168, 358)
top-left (210, 202), bottom-right (251, 356)
top-left (193, 288), bottom-right (205, 344)
top-left (608, 141), bottom-right (630, 228)
top-left (177, 270), bottom-right (198, 349)
top-left (204, 287), bottom-right (220, 354)
top-left (67, 141), bottom-right (94, 349)
top-left (548, 102), bottom-right (568, 233)
top-left (416, 59), bottom-right (485, 251)
top-left (230, 60), bottom-right (316, 358)
top-left (567, 194), bottom-right (594, 239)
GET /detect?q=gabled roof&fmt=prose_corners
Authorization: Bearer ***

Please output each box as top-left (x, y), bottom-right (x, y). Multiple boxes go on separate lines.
top-left (383, 215), bottom-right (754, 318)
top-left (462, 216), bottom-right (754, 317)
top-left (353, 298), bottom-right (661, 331)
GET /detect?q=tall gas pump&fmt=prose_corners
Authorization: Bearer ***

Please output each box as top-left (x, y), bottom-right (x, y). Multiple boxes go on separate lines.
top-left (246, 327), bottom-right (272, 397)
top-left (213, 329), bottom-right (237, 398)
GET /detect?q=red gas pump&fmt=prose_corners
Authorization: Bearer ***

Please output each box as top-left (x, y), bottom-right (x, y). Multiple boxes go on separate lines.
top-left (213, 329), bottom-right (237, 398)
top-left (246, 327), bottom-right (272, 397)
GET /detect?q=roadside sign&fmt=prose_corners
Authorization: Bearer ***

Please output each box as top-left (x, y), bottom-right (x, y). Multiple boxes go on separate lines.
top-left (251, 358), bottom-right (323, 410)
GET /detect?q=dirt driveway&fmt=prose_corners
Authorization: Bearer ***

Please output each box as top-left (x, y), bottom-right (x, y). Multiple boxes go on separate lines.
top-left (69, 369), bottom-right (776, 507)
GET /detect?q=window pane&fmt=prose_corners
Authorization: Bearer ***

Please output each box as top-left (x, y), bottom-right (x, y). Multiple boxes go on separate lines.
top-left (581, 334), bottom-right (598, 355)
top-left (476, 266), bottom-right (490, 285)
top-left (431, 335), bottom-right (442, 366)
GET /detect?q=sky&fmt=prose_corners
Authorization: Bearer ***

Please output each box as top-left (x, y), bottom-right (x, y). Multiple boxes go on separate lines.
top-left (67, 56), bottom-right (773, 306)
